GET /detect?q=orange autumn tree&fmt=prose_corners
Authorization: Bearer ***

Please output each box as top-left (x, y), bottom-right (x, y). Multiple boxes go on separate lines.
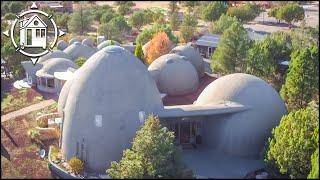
top-left (146, 31), bottom-right (173, 64)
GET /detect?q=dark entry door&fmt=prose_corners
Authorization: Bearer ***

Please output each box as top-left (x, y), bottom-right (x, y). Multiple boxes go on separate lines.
top-left (180, 121), bottom-right (190, 144)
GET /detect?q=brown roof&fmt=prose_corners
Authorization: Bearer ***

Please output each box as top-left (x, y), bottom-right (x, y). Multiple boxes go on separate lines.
top-left (162, 74), bottom-right (216, 106)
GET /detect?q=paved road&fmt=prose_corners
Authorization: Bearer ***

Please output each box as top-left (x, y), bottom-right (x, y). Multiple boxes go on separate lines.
top-left (1, 99), bottom-right (56, 122)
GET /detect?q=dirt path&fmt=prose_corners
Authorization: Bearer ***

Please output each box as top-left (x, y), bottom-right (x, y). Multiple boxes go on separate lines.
top-left (1, 99), bottom-right (56, 122)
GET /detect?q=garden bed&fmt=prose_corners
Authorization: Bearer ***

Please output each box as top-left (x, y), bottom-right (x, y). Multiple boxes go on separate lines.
top-left (1, 88), bottom-right (44, 114)
top-left (1, 103), bottom-right (58, 179)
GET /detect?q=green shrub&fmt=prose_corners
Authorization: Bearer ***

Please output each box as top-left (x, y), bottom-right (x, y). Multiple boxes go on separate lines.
top-left (37, 118), bottom-right (48, 128)
top-left (265, 105), bottom-right (319, 178)
top-left (69, 157), bottom-right (84, 175)
top-left (75, 57), bottom-right (86, 67)
top-left (308, 148), bottom-right (319, 179)
top-left (27, 128), bottom-right (40, 142)
top-left (50, 146), bottom-right (62, 164)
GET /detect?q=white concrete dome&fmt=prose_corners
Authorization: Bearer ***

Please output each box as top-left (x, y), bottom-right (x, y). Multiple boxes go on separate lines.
top-left (57, 40), bottom-right (68, 51)
top-left (97, 40), bottom-right (121, 50)
top-left (148, 54), bottom-right (199, 96)
top-left (63, 42), bottom-right (97, 60)
top-left (170, 45), bottom-right (205, 77)
top-left (69, 38), bottom-right (79, 45)
top-left (59, 45), bottom-right (163, 173)
top-left (82, 38), bottom-right (94, 47)
top-left (36, 58), bottom-right (78, 78)
top-left (195, 73), bottom-right (287, 158)
top-left (38, 50), bottom-right (72, 64)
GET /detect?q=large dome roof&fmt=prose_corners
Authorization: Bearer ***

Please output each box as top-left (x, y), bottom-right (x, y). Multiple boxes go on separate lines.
top-left (57, 40), bottom-right (68, 51)
top-left (69, 38), bottom-right (79, 45)
top-left (59, 45), bottom-right (163, 173)
top-left (38, 50), bottom-right (72, 64)
top-left (195, 73), bottom-right (287, 158)
top-left (36, 58), bottom-right (78, 78)
top-left (82, 38), bottom-right (94, 47)
top-left (170, 45), bottom-right (205, 77)
top-left (97, 40), bottom-right (121, 50)
top-left (63, 42), bottom-right (97, 60)
top-left (148, 54), bottom-right (199, 96)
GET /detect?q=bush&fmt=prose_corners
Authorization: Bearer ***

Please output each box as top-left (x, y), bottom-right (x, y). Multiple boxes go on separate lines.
top-left (50, 146), bottom-right (62, 164)
top-left (68, 157), bottom-right (84, 175)
top-left (265, 105), bottom-right (319, 178)
top-left (37, 118), bottom-right (48, 128)
top-left (308, 148), bottom-right (319, 179)
top-left (75, 57), bottom-right (86, 67)
top-left (145, 32), bottom-right (173, 64)
top-left (27, 128), bottom-right (40, 142)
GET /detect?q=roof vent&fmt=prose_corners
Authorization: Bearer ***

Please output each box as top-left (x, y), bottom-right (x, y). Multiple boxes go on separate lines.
top-left (102, 45), bottom-right (125, 54)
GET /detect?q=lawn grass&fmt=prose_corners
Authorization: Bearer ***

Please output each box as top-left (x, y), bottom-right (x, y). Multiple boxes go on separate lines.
top-left (1, 88), bottom-right (44, 115)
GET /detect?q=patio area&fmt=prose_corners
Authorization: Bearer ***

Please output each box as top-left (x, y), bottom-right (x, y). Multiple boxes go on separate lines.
top-left (182, 146), bottom-right (264, 178)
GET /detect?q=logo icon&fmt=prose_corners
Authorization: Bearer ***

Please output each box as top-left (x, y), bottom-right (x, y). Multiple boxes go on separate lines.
top-left (3, 2), bottom-right (66, 65)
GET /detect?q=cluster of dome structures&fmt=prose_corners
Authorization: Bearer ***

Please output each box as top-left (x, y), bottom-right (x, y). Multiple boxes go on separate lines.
top-left (20, 37), bottom-right (287, 178)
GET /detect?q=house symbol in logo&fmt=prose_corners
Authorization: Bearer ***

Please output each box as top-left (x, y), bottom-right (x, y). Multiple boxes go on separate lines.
top-left (20, 14), bottom-right (47, 49)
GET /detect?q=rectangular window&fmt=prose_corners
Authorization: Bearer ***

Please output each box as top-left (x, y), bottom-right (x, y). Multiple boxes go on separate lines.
top-left (47, 78), bottom-right (55, 88)
top-left (95, 115), bottom-right (102, 127)
top-left (41, 29), bottom-right (45, 38)
top-left (27, 29), bottom-right (32, 45)
top-left (36, 29), bottom-right (40, 37)
top-left (41, 78), bottom-right (46, 86)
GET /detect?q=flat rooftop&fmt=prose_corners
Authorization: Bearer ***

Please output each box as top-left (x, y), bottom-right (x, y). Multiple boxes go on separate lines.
top-left (162, 73), bottom-right (216, 106)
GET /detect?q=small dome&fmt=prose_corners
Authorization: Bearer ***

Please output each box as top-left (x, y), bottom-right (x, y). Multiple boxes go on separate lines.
top-left (38, 50), bottom-right (72, 64)
top-left (59, 45), bottom-right (163, 173)
top-left (148, 54), bottom-right (199, 96)
top-left (36, 58), bottom-right (78, 78)
top-left (170, 45), bottom-right (205, 77)
top-left (97, 40), bottom-right (121, 50)
top-left (82, 38), bottom-right (94, 47)
top-left (63, 42), bottom-right (97, 60)
top-left (195, 73), bottom-right (287, 158)
top-left (57, 40), bottom-right (68, 51)
top-left (69, 38), bottom-right (79, 45)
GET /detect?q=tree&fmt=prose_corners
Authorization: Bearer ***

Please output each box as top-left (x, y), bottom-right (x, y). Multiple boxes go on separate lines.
top-left (182, 1), bottom-right (200, 14)
top-left (106, 115), bottom-right (194, 179)
top-left (1, 38), bottom-right (25, 79)
top-left (56, 13), bottom-right (69, 31)
top-left (168, 1), bottom-right (180, 31)
top-left (75, 57), bottom-right (86, 67)
top-left (99, 15), bottom-right (130, 41)
top-left (68, 4), bottom-right (93, 35)
top-left (280, 46), bottom-right (319, 111)
top-left (179, 11), bottom-right (198, 43)
top-left (116, 1), bottom-right (135, 16)
top-left (9, 2), bottom-right (25, 14)
top-left (201, 2), bottom-right (228, 22)
top-left (268, 3), bottom-right (305, 27)
top-left (277, 3), bottom-right (305, 27)
top-left (265, 104), bottom-right (319, 178)
top-left (134, 43), bottom-right (145, 64)
top-left (135, 24), bottom-right (178, 45)
top-left (290, 20), bottom-right (319, 51)
top-left (100, 10), bottom-right (116, 24)
top-left (129, 11), bottom-right (146, 31)
top-left (211, 21), bottom-right (251, 74)
top-left (227, 3), bottom-right (261, 23)
top-left (4, 13), bottom-right (15, 20)
top-left (146, 32), bottom-right (173, 64)
top-left (209, 14), bottom-right (238, 34)
top-left (90, 5), bottom-right (113, 23)
top-left (246, 31), bottom-right (293, 91)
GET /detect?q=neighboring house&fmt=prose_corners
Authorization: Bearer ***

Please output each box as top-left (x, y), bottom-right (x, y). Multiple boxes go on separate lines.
top-left (37, 1), bottom-right (73, 13)
top-left (19, 15), bottom-right (47, 49)
top-left (54, 46), bottom-right (287, 178)
top-left (193, 33), bottom-right (221, 58)
top-left (35, 58), bottom-right (77, 93)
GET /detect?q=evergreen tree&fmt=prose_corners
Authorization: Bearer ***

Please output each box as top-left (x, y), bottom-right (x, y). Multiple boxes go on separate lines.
top-left (265, 104), bottom-right (319, 178)
top-left (211, 21), bottom-right (251, 74)
top-left (68, 3), bottom-right (93, 35)
top-left (107, 115), bottom-right (194, 179)
top-left (280, 46), bottom-right (319, 111)
top-left (201, 1), bottom-right (228, 22)
top-left (134, 43), bottom-right (145, 64)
